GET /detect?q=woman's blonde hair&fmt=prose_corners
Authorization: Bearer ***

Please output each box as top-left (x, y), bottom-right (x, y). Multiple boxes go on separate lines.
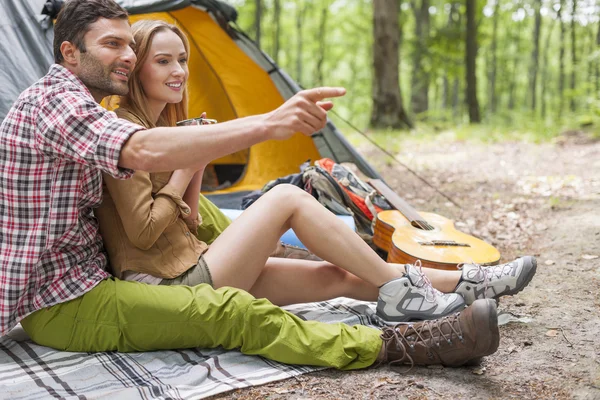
top-left (116, 20), bottom-right (190, 128)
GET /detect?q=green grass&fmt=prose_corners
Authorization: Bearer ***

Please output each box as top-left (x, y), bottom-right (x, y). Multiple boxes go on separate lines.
top-left (331, 109), bottom-right (599, 149)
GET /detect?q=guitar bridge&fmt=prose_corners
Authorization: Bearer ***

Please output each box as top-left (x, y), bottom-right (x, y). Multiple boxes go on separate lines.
top-left (418, 240), bottom-right (471, 247)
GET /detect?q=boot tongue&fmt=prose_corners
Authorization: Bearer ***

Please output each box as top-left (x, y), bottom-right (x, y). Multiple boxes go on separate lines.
top-left (461, 264), bottom-right (484, 283)
top-left (405, 264), bottom-right (425, 287)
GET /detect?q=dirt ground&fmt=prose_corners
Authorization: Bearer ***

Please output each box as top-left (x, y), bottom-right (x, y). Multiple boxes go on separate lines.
top-left (212, 131), bottom-right (600, 400)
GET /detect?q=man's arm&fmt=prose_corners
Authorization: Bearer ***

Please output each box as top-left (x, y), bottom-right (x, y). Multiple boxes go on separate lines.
top-left (118, 87), bottom-right (345, 172)
top-left (120, 114), bottom-right (267, 172)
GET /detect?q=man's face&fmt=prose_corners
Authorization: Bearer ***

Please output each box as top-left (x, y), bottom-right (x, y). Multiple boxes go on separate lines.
top-left (75, 18), bottom-right (136, 101)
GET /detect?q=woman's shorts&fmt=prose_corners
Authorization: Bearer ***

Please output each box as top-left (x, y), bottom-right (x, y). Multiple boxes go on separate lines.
top-left (159, 255), bottom-right (213, 287)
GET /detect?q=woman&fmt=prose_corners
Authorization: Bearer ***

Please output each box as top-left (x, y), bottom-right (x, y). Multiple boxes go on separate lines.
top-left (95, 20), bottom-right (536, 324)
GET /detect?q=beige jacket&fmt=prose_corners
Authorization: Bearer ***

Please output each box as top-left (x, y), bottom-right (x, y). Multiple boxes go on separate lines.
top-left (95, 108), bottom-right (208, 279)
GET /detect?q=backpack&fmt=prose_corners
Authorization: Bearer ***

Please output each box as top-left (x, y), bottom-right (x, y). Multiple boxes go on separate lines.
top-left (302, 158), bottom-right (392, 243)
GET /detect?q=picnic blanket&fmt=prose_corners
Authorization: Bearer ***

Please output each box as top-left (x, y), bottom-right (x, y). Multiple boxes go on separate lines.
top-left (0, 298), bottom-right (379, 399)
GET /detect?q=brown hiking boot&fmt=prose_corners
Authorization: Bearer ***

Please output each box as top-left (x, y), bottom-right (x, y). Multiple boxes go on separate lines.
top-left (378, 299), bottom-right (500, 368)
top-left (270, 242), bottom-right (321, 261)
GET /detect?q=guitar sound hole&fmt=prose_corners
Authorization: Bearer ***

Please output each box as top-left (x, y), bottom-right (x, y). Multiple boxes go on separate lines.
top-left (411, 220), bottom-right (435, 231)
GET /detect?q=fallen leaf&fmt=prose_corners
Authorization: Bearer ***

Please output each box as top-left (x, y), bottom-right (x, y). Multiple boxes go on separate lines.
top-left (373, 381), bottom-right (387, 389)
top-left (472, 366), bottom-right (486, 375)
top-left (544, 260), bottom-right (555, 266)
top-left (498, 312), bottom-right (533, 325)
top-left (546, 329), bottom-right (559, 337)
top-left (581, 254), bottom-right (599, 260)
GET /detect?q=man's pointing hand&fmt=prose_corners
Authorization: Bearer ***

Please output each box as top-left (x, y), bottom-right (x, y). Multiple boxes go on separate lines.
top-left (265, 87), bottom-right (346, 141)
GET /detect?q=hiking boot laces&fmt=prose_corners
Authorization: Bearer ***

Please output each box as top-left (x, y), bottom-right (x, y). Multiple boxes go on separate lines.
top-left (411, 260), bottom-right (444, 303)
top-left (380, 311), bottom-right (465, 370)
top-left (457, 261), bottom-right (515, 293)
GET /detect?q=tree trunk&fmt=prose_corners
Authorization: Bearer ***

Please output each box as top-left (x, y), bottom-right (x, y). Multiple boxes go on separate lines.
top-left (596, 10), bottom-right (600, 95)
top-left (465, 0), bottom-right (480, 123)
top-left (315, 3), bottom-right (329, 86)
top-left (272, 0), bottom-right (281, 64)
top-left (441, 3), bottom-right (455, 112)
top-left (558, 0), bottom-right (566, 116)
top-left (442, 74), bottom-right (449, 110)
top-left (432, 77), bottom-right (438, 112)
top-left (587, 28), bottom-right (595, 98)
top-left (508, 3), bottom-right (522, 111)
top-left (371, 0), bottom-right (413, 129)
top-left (541, 19), bottom-right (556, 118)
top-left (295, 1), bottom-right (305, 85)
top-left (254, 0), bottom-right (262, 48)
top-left (348, 53), bottom-right (360, 118)
top-left (570, 0), bottom-right (577, 112)
top-left (488, 0), bottom-right (500, 114)
top-left (452, 77), bottom-right (460, 116)
top-left (410, 0), bottom-right (430, 115)
top-left (529, 0), bottom-right (542, 111)
top-left (442, 2), bottom-right (460, 116)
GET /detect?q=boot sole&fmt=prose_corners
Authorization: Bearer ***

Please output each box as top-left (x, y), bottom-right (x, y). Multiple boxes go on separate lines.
top-left (493, 256), bottom-right (537, 301)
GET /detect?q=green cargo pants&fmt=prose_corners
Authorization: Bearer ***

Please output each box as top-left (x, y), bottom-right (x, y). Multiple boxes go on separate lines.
top-left (21, 278), bottom-right (382, 370)
top-left (196, 194), bottom-right (231, 244)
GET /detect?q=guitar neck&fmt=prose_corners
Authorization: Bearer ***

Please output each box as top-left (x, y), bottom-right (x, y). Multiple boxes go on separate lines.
top-left (368, 179), bottom-right (431, 229)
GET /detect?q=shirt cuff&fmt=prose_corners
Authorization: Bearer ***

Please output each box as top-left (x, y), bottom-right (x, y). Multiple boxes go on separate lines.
top-left (154, 184), bottom-right (192, 218)
top-left (183, 212), bottom-right (203, 233)
top-left (100, 117), bottom-right (145, 180)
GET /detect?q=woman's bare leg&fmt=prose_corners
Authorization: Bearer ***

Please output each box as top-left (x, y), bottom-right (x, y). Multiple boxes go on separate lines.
top-left (204, 184), bottom-right (462, 297)
top-left (417, 267), bottom-right (465, 292)
top-left (386, 262), bottom-right (462, 292)
top-left (248, 258), bottom-right (379, 306)
top-left (204, 185), bottom-right (399, 291)
top-left (246, 260), bottom-right (460, 306)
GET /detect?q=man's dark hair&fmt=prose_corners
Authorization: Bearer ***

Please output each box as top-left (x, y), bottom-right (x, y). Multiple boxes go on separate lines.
top-left (53, 0), bottom-right (129, 64)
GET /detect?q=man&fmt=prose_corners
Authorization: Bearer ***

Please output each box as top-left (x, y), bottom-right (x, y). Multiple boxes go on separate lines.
top-left (0, 0), bottom-right (501, 370)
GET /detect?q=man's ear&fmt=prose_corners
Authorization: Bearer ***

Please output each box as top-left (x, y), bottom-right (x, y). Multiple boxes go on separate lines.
top-left (60, 41), bottom-right (79, 66)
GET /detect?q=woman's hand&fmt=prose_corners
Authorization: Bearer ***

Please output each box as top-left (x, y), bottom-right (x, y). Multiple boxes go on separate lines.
top-left (168, 168), bottom-right (197, 195)
top-left (180, 167), bottom-right (205, 232)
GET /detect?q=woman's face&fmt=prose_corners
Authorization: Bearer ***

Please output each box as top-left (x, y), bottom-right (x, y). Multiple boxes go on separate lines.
top-left (138, 29), bottom-right (188, 107)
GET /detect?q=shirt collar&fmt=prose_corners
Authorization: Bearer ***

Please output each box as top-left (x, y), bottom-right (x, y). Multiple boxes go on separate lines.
top-left (49, 63), bottom-right (95, 99)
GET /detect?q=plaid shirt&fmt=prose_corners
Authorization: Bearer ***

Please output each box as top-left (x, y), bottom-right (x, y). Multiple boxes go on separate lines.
top-left (0, 64), bottom-right (143, 336)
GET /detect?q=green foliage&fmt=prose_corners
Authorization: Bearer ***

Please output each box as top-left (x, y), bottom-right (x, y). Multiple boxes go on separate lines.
top-left (226, 0), bottom-right (600, 141)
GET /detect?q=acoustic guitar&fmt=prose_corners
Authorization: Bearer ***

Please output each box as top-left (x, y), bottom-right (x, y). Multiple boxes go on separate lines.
top-left (368, 179), bottom-right (500, 270)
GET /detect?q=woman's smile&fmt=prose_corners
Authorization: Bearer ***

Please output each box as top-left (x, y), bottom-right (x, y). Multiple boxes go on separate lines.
top-left (138, 29), bottom-right (189, 121)
top-left (165, 81), bottom-right (184, 91)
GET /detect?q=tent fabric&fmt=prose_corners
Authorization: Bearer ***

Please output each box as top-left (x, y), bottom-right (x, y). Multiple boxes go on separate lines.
top-left (0, 0), bottom-right (380, 196)
top-left (0, 0), bottom-right (53, 120)
top-left (136, 8), bottom-right (324, 192)
top-left (0, 298), bottom-right (379, 399)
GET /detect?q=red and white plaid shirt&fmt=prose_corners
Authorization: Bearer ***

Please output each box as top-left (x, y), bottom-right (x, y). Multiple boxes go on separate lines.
top-left (0, 64), bottom-right (143, 336)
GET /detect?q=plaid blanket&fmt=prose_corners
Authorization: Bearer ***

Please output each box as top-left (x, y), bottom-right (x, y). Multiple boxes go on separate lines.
top-left (0, 298), bottom-right (378, 399)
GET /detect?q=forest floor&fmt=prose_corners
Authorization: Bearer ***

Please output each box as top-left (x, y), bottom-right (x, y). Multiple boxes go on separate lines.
top-left (211, 130), bottom-right (600, 400)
